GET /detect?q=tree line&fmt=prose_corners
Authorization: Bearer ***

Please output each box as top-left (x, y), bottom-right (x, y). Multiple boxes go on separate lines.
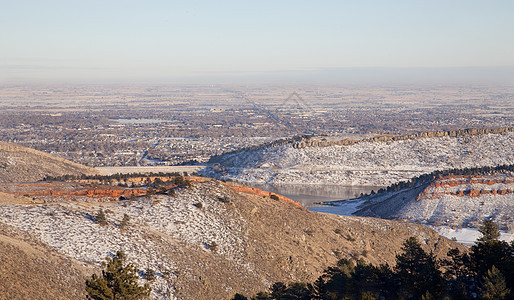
top-left (44, 171), bottom-right (196, 182)
top-left (367, 164), bottom-right (514, 196)
top-left (233, 220), bottom-right (513, 300)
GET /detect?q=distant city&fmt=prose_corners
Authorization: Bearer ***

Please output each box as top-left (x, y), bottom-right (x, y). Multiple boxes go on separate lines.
top-left (1, 83), bottom-right (512, 167)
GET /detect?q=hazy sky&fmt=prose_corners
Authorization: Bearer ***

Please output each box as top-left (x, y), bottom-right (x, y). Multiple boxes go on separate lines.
top-left (2, 1), bottom-right (514, 83)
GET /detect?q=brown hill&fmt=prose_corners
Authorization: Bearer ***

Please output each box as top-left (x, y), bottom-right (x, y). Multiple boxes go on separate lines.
top-left (0, 179), bottom-right (465, 299)
top-left (0, 222), bottom-right (88, 299)
top-left (0, 142), bottom-right (97, 183)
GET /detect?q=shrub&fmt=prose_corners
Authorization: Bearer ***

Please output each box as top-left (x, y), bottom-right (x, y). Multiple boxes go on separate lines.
top-left (345, 234), bottom-right (356, 242)
top-left (145, 268), bottom-right (156, 281)
top-left (207, 241), bottom-right (218, 252)
top-left (120, 214), bottom-right (130, 230)
top-left (96, 209), bottom-right (107, 226)
top-left (174, 176), bottom-right (185, 186)
top-left (146, 187), bottom-right (155, 196)
top-left (304, 229), bottom-right (314, 236)
top-left (218, 196), bottom-right (230, 203)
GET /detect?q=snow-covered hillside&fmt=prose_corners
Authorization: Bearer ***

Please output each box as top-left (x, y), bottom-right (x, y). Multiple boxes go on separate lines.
top-left (204, 131), bottom-right (514, 186)
top-left (0, 181), bottom-right (246, 299)
top-left (310, 173), bottom-right (514, 245)
top-left (1, 179), bottom-right (463, 299)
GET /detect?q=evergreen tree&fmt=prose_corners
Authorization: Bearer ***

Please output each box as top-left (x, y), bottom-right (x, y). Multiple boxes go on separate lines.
top-left (442, 248), bottom-right (473, 299)
top-left (251, 291), bottom-right (271, 300)
top-left (144, 268), bottom-right (156, 281)
top-left (270, 282), bottom-right (287, 299)
top-left (479, 266), bottom-right (510, 300)
top-left (232, 294), bottom-right (249, 300)
top-left (321, 258), bottom-right (355, 297)
top-left (174, 176), bottom-right (185, 186)
top-left (394, 237), bottom-right (444, 299)
top-left (478, 219), bottom-right (501, 243)
top-left (243, 227), bottom-right (514, 300)
top-left (86, 251), bottom-right (151, 300)
top-left (470, 220), bottom-right (511, 277)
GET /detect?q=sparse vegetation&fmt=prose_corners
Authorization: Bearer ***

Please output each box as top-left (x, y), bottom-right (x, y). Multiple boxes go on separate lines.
top-left (236, 220), bottom-right (514, 300)
top-left (96, 209), bottom-right (107, 226)
top-left (0, 176), bottom-right (487, 299)
top-left (120, 213), bottom-right (130, 230)
top-left (146, 186), bottom-right (155, 196)
top-left (344, 234), bottom-right (356, 242)
top-left (366, 164), bottom-right (514, 197)
top-left (303, 229), bottom-right (314, 236)
top-left (218, 196), bottom-right (231, 203)
top-left (206, 241), bottom-right (218, 252)
top-left (0, 238), bottom-right (87, 299)
top-left (144, 268), bottom-right (156, 282)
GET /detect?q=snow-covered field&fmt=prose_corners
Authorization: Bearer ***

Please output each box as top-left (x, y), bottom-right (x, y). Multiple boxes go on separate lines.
top-left (204, 132), bottom-right (514, 186)
top-left (434, 226), bottom-right (514, 246)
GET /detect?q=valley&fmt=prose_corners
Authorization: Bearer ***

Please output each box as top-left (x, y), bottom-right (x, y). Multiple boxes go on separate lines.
top-left (3, 1), bottom-right (514, 297)
top-left (0, 85), bottom-right (513, 299)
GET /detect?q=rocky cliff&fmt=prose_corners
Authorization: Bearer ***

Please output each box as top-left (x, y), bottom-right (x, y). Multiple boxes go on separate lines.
top-left (318, 173), bottom-right (514, 231)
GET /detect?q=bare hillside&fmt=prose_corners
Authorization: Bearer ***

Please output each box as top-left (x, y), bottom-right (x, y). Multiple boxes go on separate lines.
top-left (0, 142), bottom-right (97, 183)
top-left (0, 223), bottom-right (88, 299)
top-left (0, 180), bottom-right (464, 300)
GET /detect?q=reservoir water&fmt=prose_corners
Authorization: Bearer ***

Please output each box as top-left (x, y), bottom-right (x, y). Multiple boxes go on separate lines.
top-left (250, 183), bottom-right (382, 207)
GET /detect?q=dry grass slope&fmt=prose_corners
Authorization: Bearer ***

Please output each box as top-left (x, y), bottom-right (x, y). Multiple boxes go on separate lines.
top-left (0, 223), bottom-right (88, 300)
top-left (0, 142), bottom-right (97, 183)
top-left (0, 180), bottom-right (465, 299)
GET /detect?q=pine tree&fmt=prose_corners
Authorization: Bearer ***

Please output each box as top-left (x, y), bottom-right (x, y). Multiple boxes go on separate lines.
top-left (231, 294), bottom-right (248, 300)
top-left (470, 220), bottom-right (511, 277)
top-left (394, 237), bottom-right (443, 299)
top-left (478, 219), bottom-right (501, 243)
top-left (145, 268), bottom-right (156, 281)
top-left (86, 251), bottom-right (151, 300)
top-left (479, 266), bottom-right (510, 300)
